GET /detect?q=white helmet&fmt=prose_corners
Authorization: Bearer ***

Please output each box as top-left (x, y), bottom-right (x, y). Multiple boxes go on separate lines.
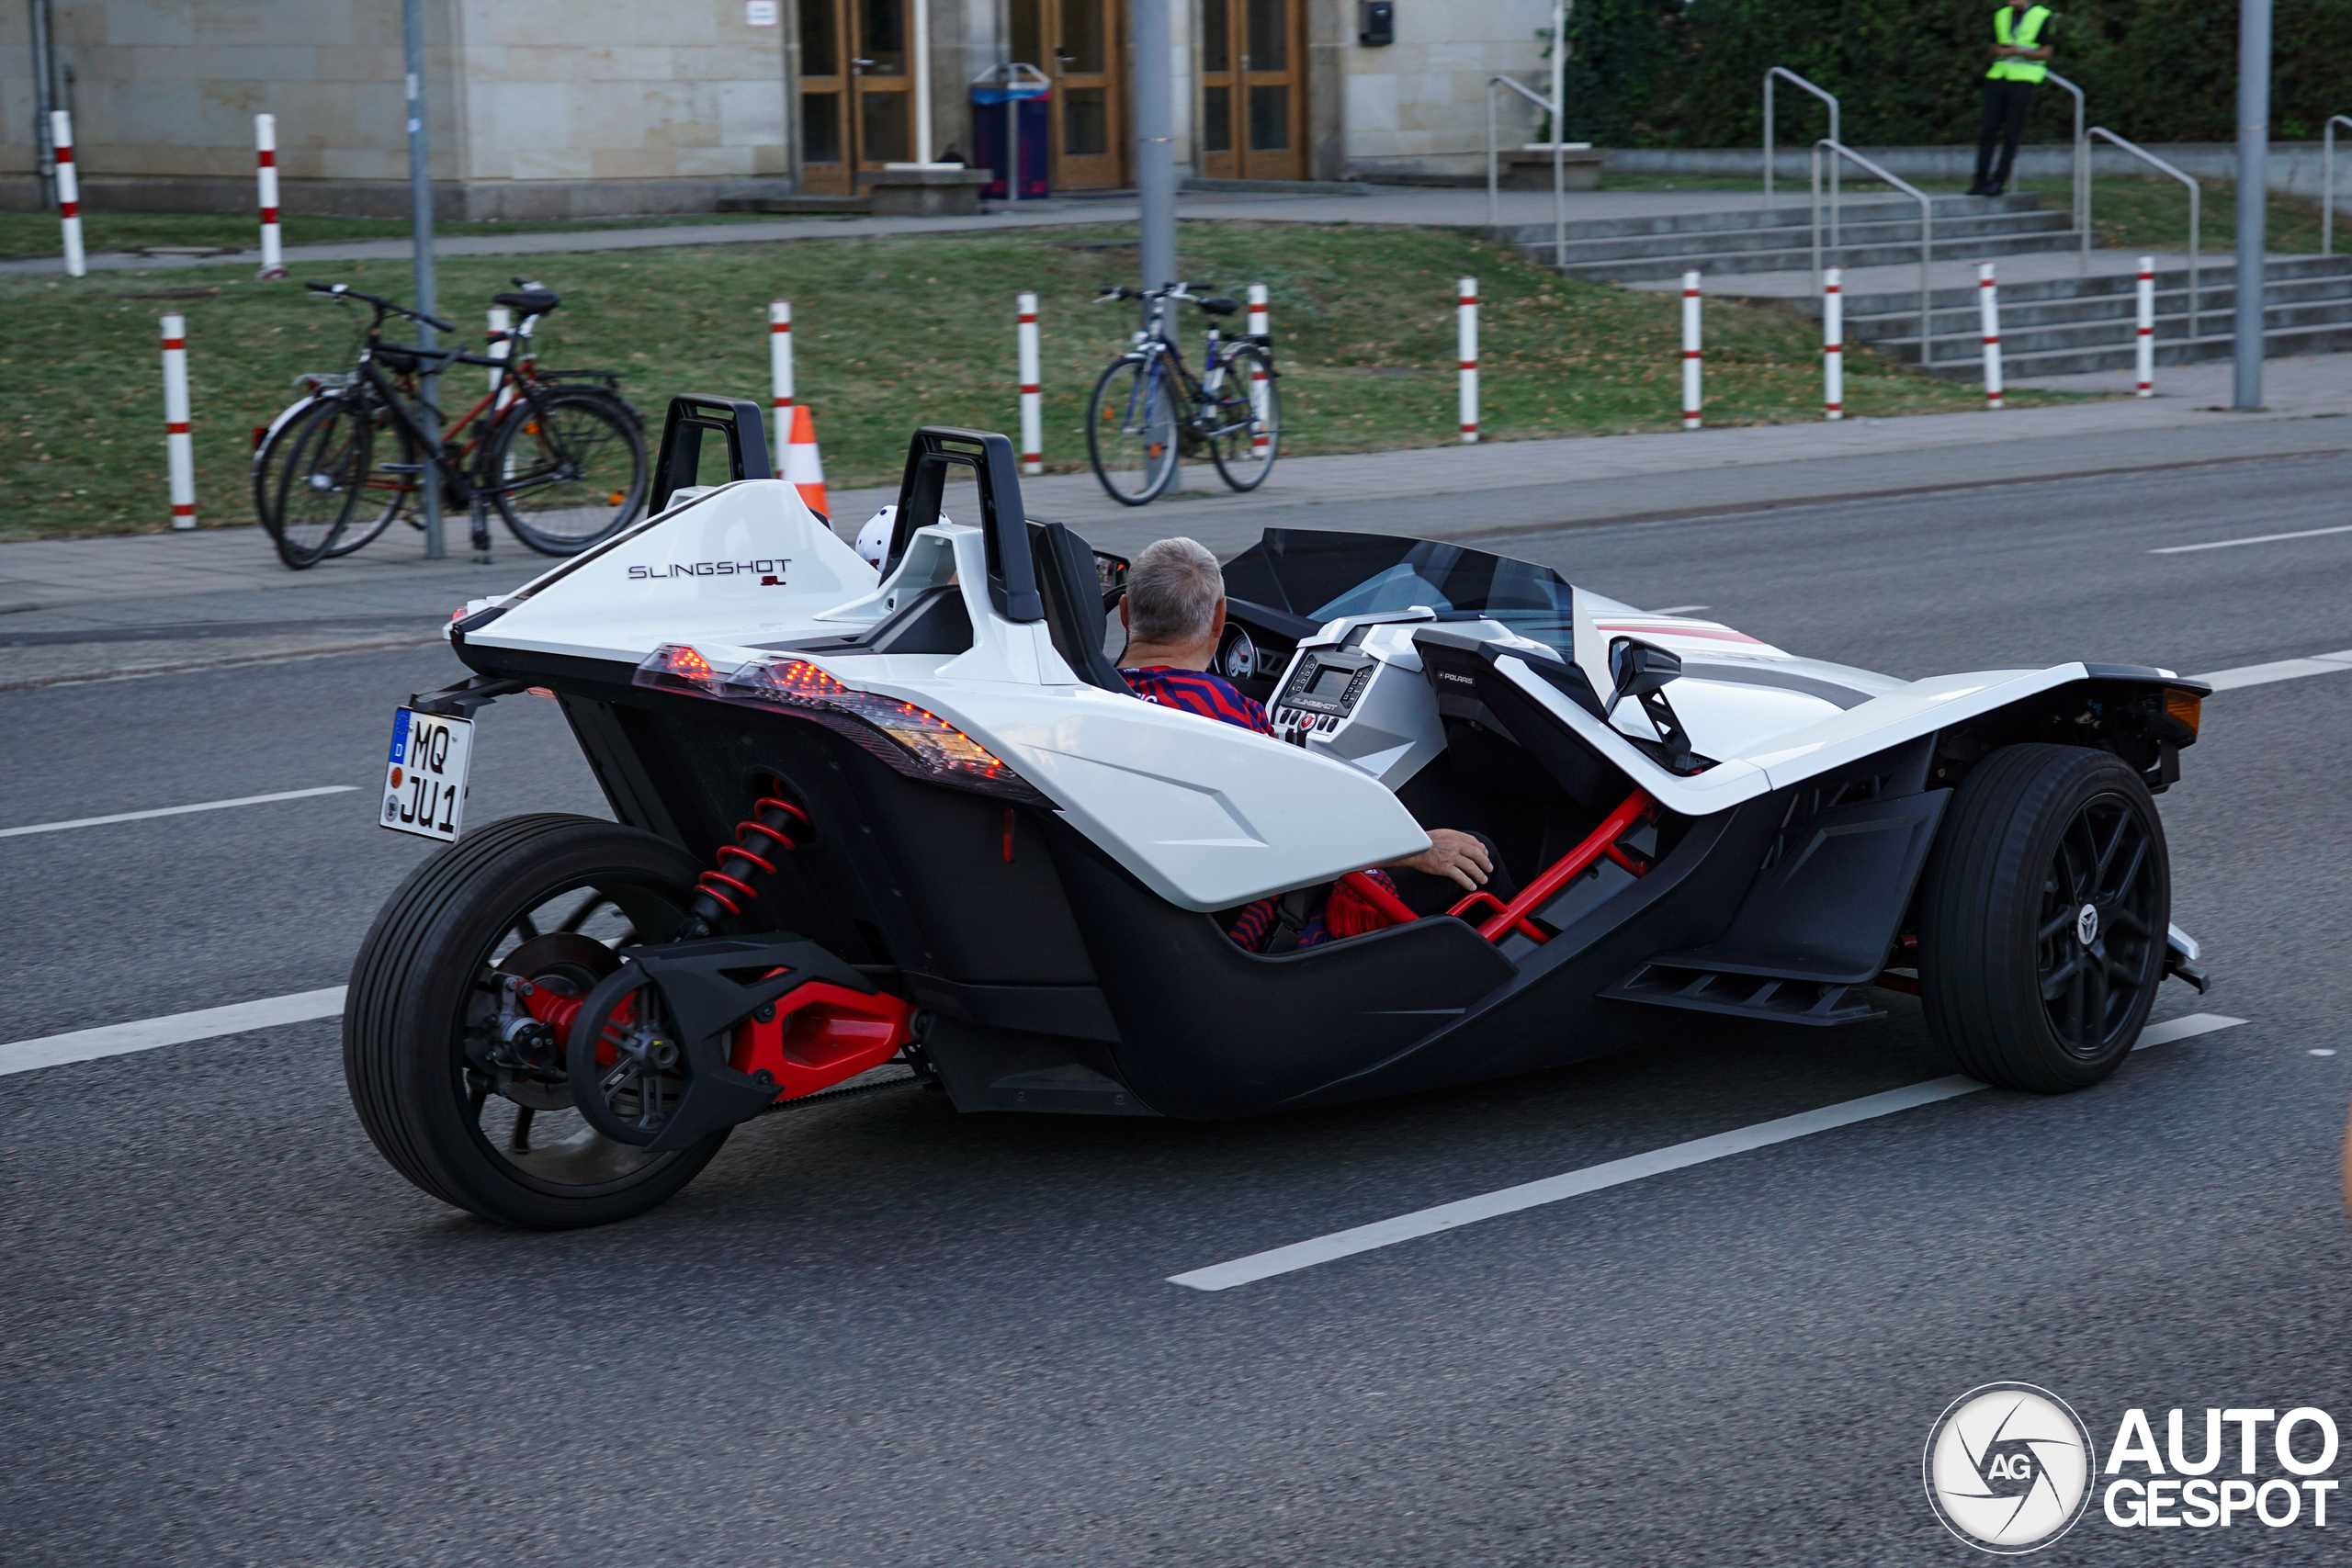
top-left (855, 503), bottom-right (952, 572)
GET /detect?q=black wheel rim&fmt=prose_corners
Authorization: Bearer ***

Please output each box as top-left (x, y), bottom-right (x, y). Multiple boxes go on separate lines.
top-left (2035, 792), bottom-right (2161, 1058)
top-left (451, 876), bottom-right (696, 1194)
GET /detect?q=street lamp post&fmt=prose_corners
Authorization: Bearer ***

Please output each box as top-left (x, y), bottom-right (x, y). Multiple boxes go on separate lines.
top-left (1131, 0), bottom-right (1177, 301)
top-left (401, 0), bottom-right (446, 558)
top-left (2233, 0), bottom-right (2271, 410)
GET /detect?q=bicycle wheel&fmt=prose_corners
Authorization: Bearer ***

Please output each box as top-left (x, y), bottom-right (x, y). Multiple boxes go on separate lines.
top-left (486, 388), bottom-right (649, 555)
top-left (267, 396), bottom-right (375, 570)
top-left (1207, 344), bottom-right (1281, 493)
top-left (1088, 354), bottom-right (1180, 507)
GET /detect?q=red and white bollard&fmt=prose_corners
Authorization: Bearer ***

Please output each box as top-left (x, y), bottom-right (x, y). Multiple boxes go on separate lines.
top-left (161, 313), bottom-right (195, 529)
top-left (1246, 282), bottom-right (1270, 455)
top-left (1680, 272), bottom-right (1702, 430)
top-left (487, 306), bottom-right (514, 412)
top-left (1822, 267), bottom-right (1844, 421)
top-left (2135, 256), bottom-right (2155, 398)
top-left (255, 113), bottom-right (287, 279)
top-left (1978, 263), bottom-right (2003, 411)
top-left (768, 300), bottom-right (794, 457)
top-left (1457, 276), bottom-right (1479, 444)
top-left (1016, 291), bottom-right (1042, 476)
top-left (51, 110), bottom-right (85, 278)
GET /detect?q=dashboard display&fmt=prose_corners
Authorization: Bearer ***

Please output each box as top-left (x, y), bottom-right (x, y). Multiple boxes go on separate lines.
top-left (1306, 664), bottom-right (1353, 700)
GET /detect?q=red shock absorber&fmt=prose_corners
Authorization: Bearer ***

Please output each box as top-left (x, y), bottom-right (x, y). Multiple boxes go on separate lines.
top-left (687, 792), bottom-right (814, 931)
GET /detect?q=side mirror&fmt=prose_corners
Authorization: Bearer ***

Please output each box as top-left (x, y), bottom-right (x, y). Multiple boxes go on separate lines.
top-left (1605, 637), bottom-right (1682, 718)
top-left (1093, 550), bottom-right (1131, 613)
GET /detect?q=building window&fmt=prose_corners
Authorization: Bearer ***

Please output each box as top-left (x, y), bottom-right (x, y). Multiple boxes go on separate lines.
top-left (1249, 85), bottom-right (1288, 151)
top-left (1065, 87), bottom-right (1108, 155)
top-left (1203, 85), bottom-right (1232, 153)
top-left (802, 93), bottom-right (843, 164)
top-left (1246, 0), bottom-right (1287, 72)
top-left (862, 90), bottom-right (910, 163)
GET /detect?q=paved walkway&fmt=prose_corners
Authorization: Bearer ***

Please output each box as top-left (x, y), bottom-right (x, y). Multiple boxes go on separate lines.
top-left (0, 185), bottom-right (1793, 276)
top-left (6, 349), bottom-right (2345, 689)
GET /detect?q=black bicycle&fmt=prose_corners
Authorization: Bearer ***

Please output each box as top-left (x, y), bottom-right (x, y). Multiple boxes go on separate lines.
top-left (255, 280), bottom-right (648, 570)
top-left (1086, 282), bottom-right (1280, 506)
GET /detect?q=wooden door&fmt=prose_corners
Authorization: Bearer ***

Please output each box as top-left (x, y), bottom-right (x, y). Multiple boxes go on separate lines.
top-left (797, 0), bottom-right (915, 197)
top-left (1198, 0), bottom-right (1306, 182)
top-left (1011, 0), bottom-right (1127, 191)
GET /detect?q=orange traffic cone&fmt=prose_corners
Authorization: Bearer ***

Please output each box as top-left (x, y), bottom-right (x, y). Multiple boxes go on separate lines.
top-left (784, 404), bottom-right (828, 518)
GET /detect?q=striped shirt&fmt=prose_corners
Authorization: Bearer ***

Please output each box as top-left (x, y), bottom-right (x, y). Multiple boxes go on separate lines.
top-left (1120, 664), bottom-right (1396, 949)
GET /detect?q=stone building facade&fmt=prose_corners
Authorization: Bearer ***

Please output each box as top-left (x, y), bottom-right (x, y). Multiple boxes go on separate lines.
top-left (3, 0), bottom-right (1555, 217)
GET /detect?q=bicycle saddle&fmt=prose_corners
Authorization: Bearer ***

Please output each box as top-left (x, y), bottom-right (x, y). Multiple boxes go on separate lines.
top-left (1196, 296), bottom-right (1240, 316)
top-left (493, 289), bottom-right (561, 315)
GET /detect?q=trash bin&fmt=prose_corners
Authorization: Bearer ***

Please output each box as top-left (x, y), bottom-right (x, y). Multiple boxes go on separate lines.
top-left (973, 64), bottom-right (1050, 201)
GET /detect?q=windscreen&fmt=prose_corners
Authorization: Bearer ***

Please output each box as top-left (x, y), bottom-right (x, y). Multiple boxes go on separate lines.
top-left (1220, 530), bottom-right (1576, 661)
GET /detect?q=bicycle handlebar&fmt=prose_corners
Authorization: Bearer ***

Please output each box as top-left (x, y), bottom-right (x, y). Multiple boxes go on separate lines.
top-left (303, 279), bottom-right (456, 333)
top-left (1093, 281), bottom-right (1217, 305)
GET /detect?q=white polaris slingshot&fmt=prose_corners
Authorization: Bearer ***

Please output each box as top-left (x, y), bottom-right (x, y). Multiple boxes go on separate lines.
top-left (347, 395), bottom-right (2212, 1228)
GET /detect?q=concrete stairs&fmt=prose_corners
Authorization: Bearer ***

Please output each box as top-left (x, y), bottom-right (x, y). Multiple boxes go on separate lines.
top-left (1806, 256), bottom-right (2352, 378)
top-left (1487, 194), bottom-right (2082, 283)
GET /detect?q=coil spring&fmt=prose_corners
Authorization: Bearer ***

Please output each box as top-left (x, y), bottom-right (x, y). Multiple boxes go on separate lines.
top-left (690, 794), bottom-right (813, 926)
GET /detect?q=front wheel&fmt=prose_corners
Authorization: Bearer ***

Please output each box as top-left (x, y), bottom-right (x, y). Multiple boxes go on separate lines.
top-left (485, 388), bottom-right (649, 555)
top-left (265, 395), bottom-right (398, 569)
top-left (1206, 344), bottom-right (1281, 491)
top-left (1917, 744), bottom-right (2171, 1093)
top-left (1087, 354), bottom-right (1180, 506)
top-left (344, 813), bottom-right (729, 1228)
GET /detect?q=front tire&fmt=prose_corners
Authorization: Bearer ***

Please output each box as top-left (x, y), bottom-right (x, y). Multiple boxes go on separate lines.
top-left (1917, 744), bottom-right (2170, 1093)
top-left (344, 813), bottom-right (729, 1228)
top-left (1087, 354), bottom-right (1180, 506)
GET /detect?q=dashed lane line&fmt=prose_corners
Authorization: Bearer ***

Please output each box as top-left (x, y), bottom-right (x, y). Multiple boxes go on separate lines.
top-left (0, 987), bottom-right (348, 1077)
top-left (0, 785), bottom-right (359, 839)
top-left (1167, 1013), bottom-right (2247, 1292)
top-left (2192, 652), bottom-right (2352, 693)
top-left (2150, 523), bottom-right (2352, 554)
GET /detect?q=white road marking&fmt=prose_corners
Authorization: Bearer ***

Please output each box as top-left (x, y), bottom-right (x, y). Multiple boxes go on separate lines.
top-left (0, 987), bottom-right (348, 1077)
top-left (0, 785), bottom-right (359, 839)
top-left (1169, 1012), bottom-right (2247, 1292)
top-left (2192, 652), bottom-right (2352, 693)
top-left (2150, 522), bottom-right (2352, 554)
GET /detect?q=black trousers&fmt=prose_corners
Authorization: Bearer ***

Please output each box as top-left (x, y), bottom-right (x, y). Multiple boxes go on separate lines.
top-left (1973, 80), bottom-right (2035, 191)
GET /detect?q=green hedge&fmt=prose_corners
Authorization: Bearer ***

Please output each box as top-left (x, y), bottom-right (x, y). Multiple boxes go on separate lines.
top-left (1556, 0), bottom-right (2352, 148)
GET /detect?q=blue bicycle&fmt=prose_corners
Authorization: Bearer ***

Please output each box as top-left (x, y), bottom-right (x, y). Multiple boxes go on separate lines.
top-left (1087, 282), bottom-right (1281, 506)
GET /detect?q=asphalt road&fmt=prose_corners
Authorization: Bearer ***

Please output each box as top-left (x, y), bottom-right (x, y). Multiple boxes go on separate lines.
top-left (4, 452), bottom-right (2349, 1566)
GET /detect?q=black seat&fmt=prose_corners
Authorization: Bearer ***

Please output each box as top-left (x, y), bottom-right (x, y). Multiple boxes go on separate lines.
top-left (1028, 521), bottom-right (1132, 695)
top-left (493, 289), bottom-right (561, 316)
top-left (1196, 296), bottom-right (1240, 317)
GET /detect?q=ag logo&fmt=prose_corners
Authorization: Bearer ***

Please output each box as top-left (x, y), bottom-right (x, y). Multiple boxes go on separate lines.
top-left (1924, 1382), bottom-right (2097, 1553)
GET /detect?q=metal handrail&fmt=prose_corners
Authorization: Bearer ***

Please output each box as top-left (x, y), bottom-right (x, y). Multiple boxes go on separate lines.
top-left (2325, 116), bottom-right (2352, 255)
top-left (2041, 72), bottom-right (2088, 273)
top-left (2088, 128), bottom-right (2200, 337)
top-left (1765, 67), bottom-right (1839, 216)
top-left (1487, 74), bottom-right (1567, 266)
top-left (1811, 139), bottom-right (1934, 367)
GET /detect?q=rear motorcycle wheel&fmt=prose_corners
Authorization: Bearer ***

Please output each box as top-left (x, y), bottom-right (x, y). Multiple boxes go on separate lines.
top-left (344, 813), bottom-right (730, 1228)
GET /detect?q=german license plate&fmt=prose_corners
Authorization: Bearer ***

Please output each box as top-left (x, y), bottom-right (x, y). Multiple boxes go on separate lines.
top-left (381, 708), bottom-right (473, 841)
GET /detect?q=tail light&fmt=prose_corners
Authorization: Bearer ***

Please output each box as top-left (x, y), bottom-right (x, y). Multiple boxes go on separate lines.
top-left (635, 646), bottom-right (1046, 804)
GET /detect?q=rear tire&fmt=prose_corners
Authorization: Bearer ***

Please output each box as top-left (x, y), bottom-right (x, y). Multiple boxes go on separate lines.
top-left (1917, 744), bottom-right (2170, 1093)
top-left (1207, 344), bottom-right (1280, 492)
top-left (486, 388), bottom-right (649, 555)
top-left (344, 813), bottom-right (729, 1228)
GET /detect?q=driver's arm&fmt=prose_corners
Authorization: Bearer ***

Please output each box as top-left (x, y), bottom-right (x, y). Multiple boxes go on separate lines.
top-left (1384, 829), bottom-right (1493, 892)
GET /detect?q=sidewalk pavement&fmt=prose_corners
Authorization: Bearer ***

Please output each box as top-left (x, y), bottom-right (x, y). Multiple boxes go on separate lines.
top-left (5, 351), bottom-right (2346, 689)
top-left (0, 185), bottom-right (1792, 276)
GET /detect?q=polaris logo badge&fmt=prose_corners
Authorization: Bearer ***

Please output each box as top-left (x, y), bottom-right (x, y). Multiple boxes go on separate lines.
top-left (1436, 671), bottom-right (1477, 687)
top-left (628, 558), bottom-right (793, 586)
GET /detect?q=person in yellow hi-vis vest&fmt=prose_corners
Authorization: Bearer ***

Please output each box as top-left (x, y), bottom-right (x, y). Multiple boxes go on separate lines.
top-left (1967, 0), bottom-right (2054, 197)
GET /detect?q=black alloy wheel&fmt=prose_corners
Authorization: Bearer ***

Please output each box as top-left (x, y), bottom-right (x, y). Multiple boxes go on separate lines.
top-left (345, 814), bottom-right (729, 1228)
top-left (1917, 744), bottom-right (2171, 1093)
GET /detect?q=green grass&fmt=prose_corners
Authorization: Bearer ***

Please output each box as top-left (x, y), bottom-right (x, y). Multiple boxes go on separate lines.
top-left (0, 207), bottom-right (819, 262)
top-left (0, 220), bottom-right (2082, 542)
